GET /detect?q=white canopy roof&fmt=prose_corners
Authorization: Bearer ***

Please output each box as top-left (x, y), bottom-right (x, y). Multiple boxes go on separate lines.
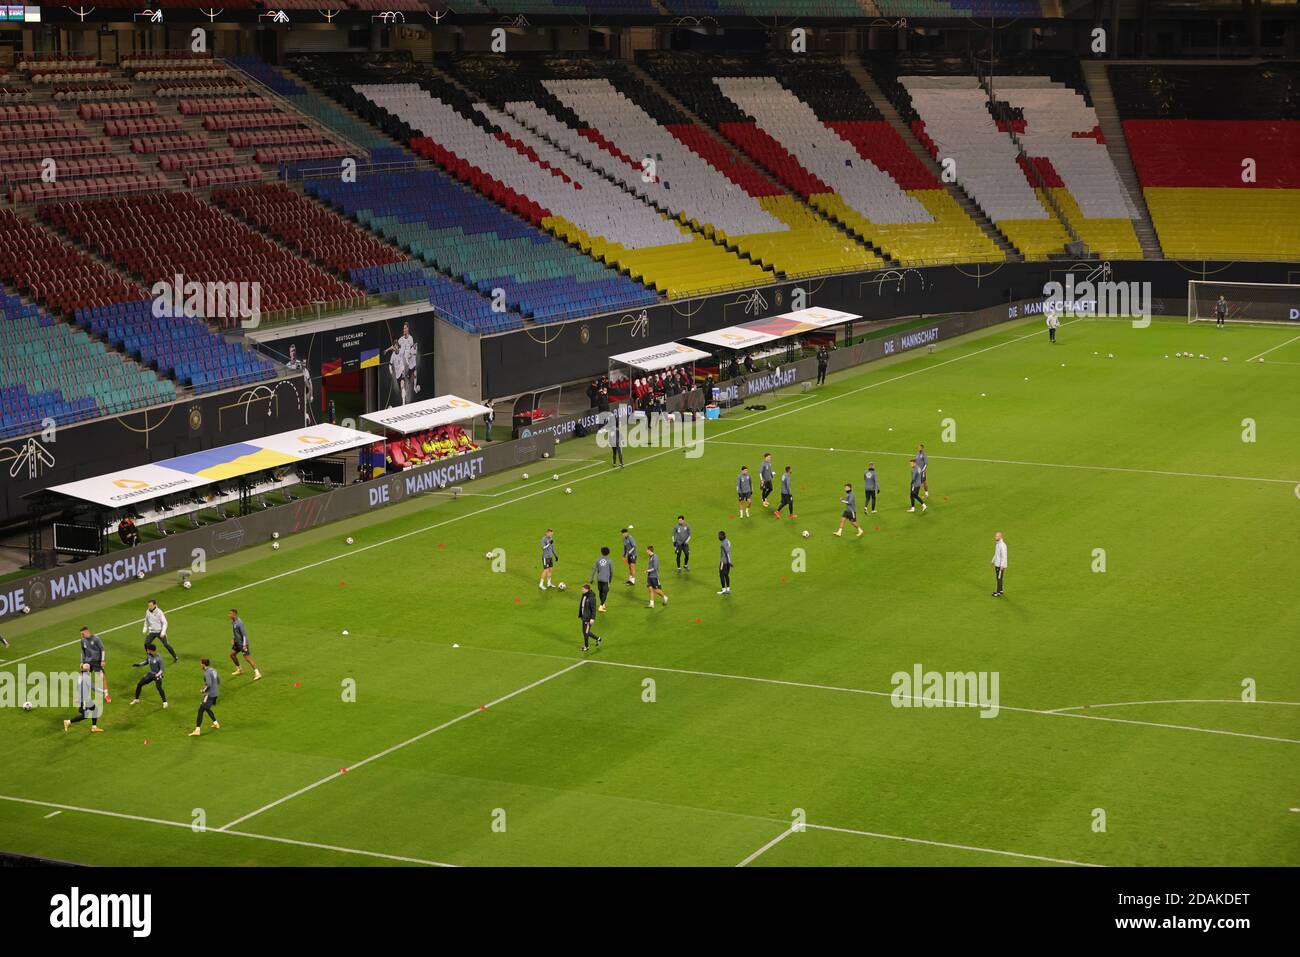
top-left (361, 395), bottom-right (491, 435)
top-left (608, 342), bottom-right (711, 372)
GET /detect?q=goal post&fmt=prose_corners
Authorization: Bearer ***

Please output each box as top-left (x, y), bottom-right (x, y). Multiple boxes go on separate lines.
top-left (1188, 280), bottom-right (1300, 325)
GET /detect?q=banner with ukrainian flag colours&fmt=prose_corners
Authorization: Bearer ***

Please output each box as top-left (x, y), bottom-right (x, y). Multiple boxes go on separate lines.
top-left (49, 424), bottom-right (375, 507)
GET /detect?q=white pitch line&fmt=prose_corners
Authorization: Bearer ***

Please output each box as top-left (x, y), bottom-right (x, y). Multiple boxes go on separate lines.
top-left (218, 660), bottom-right (586, 831)
top-left (708, 439), bottom-right (1300, 487)
top-left (0, 317), bottom-right (1074, 670)
top-left (1246, 332), bottom-right (1300, 363)
top-left (0, 794), bottom-right (454, 867)
top-left (805, 823), bottom-right (1102, 867)
top-left (736, 826), bottom-right (796, 867)
top-left (44, 810), bottom-right (60, 819)
top-left (1044, 698), bottom-right (1300, 714)
top-left (584, 659), bottom-right (1300, 746)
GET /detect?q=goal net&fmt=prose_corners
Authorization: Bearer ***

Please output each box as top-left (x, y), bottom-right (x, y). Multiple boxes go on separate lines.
top-left (1188, 280), bottom-right (1300, 325)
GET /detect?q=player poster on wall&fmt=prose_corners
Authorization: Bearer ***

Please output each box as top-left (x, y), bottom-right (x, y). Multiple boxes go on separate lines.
top-left (251, 314), bottom-right (436, 416)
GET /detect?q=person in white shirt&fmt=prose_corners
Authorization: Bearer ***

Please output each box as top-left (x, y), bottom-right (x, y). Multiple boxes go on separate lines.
top-left (142, 599), bottom-right (178, 661)
top-left (1045, 305), bottom-right (1059, 344)
top-left (991, 532), bottom-right (1008, 598)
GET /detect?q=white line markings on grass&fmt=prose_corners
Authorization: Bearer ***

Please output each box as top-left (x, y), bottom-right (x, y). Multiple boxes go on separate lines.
top-left (2, 318), bottom-right (1066, 669)
top-left (805, 824), bottom-right (1102, 867)
top-left (0, 794), bottom-right (455, 867)
top-left (581, 659), bottom-right (1300, 746)
top-left (736, 826), bottom-right (796, 867)
top-left (710, 440), bottom-right (1300, 487)
top-left (1246, 332), bottom-right (1300, 363)
top-left (1045, 698), bottom-right (1300, 714)
top-left (44, 810), bottom-right (60, 819)
top-left (217, 660), bottom-right (587, 831)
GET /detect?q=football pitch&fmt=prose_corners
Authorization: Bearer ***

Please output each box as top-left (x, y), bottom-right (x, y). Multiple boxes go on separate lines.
top-left (2, 314), bottom-right (1298, 868)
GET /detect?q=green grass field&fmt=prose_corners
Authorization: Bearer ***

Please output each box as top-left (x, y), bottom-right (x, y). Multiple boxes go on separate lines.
top-left (2, 315), bottom-right (1298, 868)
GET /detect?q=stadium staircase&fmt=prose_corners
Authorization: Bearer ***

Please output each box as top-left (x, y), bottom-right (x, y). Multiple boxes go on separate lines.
top-left (1079, 60), bottom-right (1164, 260)
top-left (843, 56), bottom-right (1019, 263)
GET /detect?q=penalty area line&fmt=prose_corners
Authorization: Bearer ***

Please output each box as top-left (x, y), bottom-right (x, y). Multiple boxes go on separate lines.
top-left (736, 826), bottom-right (796, 867)
top-left (217, 660), bottom-right (586, 832)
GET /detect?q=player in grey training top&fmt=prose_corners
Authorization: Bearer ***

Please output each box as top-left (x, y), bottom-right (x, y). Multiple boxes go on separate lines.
top-left (672, 515), bottom-right (691, 572)
top-left (908, 459), bottom-right (927, 513)
top-left (131, 644), bottom-right (168, 709)
top-left (589, 546), bottom-right (613, 611)
top-left (190, 658), bottom-right (221, 736)
top-left (539, 529), bottom-right (558, 591)
top-left (79, 626), bottom-right (109, 703)
top-left (835, 483), bottom-right (865, 537)
top-left (736, 467), bottom-right (753, 519)
top-left (63, 663), bottom-right (102, 733)
top-left (774, 466), bottom-right (796, 518)
top-left (916, 444), bottom-right (929, 499)
top-left (645, 545), bottom-right (668, 608)
top-left (863, 464), bottom-right (879, 514)
top-left (227, 609), bottom-right (262, 681)
top-left (759, 453), bottom-right (775, 509)
top-left (717, 530), bottom-right (733, 596)
top-left (621, 528), bottom-right (638, 585)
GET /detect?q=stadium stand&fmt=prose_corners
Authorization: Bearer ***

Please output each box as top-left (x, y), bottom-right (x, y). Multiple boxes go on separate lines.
top-left (1110, 62), bottom-right (1300, 261)
top-left (638, 51), bottom-right (1000, 266)
top-left (307, 168), bottom-right (656, 327)
top-left (425, 53), bottom-right (878, 289)
top-left (869, 52), bottom-right (1072, 258)
top-left (37, 192), bottom-right (365, 324)
top-left (0, 291), bottom-right (178, 439)
top-left (0, 208), bottom-right (276, 398)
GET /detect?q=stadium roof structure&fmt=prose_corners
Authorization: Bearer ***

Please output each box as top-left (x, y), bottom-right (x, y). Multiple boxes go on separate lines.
top-left (687, 307), bottom-right (861, 351)
top-left (360, 395), bottom-right (491, 436)
top-left (608, 342), bottom-right (712, 372)
top-left (43, 423), bottom-right (375, 509)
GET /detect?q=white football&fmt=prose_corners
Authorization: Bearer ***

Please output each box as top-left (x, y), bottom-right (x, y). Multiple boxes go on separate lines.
top-left (485, 552), bottom-right (493, 560)
top-left (1108, 353), bottom-right (1115, 359)
top-left (136, 572), bottom-right (145, 581)
top-left (564, 487), bottom-right (572, 495)
top-left (1175, 352), bottom-right (1182, 357)
top-left (183, 580), bottom-right (192, 590)
top-left (272, 542), bottom-right (280, 550)
top-left (22, 701), bottom-right (32, 712)
top-left (346, 537), bottom-right (354, 545)
top-left (552, 474), bottom-right (559, 481)
top-left (21, 607), bottom-right (30, 615)
top-left (558, 582), bottom-right (567, 591)
top-left (342, 629), bottom-right (349, 636)
top-left (1222, 357), bottom-right (1228, 362)
top-left (542, 452), bottom-right (550, 459)
top-left (522, 472), bottom-right (529, 480)
top-left (801, 530), bottom-right (810, 538)
top-left (272, 532), bottom-right (280, 540)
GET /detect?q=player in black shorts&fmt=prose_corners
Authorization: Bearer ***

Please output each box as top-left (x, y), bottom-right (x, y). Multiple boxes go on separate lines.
top-left (227, 609), bottom-right (262, 680)
top-left (645, 545), bottom-right (668, 608)
top-left (834, 484), bottom-right (865, 537)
